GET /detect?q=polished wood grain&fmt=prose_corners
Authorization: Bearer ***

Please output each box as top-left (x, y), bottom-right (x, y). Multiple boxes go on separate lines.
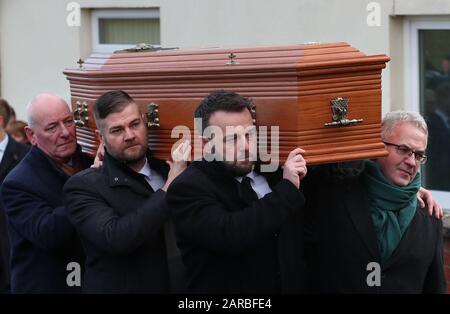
top-left (64, 42), bottom-right (390, 165)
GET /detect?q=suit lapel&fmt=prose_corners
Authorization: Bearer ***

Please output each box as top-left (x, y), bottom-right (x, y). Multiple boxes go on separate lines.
top-left (128, 178), bottom-right (154, 196)
top-left (383, 208), bottom-right (418, 269)
top-left (193, 160), bottom-right (243, 207)
top-left (108, 171), bottom-right (154, 196)
top-left (104, 151), bottom-right (156, 197)
top-left (344, 176), bottom-right (381, 261)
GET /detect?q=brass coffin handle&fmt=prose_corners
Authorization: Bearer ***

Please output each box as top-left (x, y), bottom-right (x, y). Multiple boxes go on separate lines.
top-left (146, 103), bottom-right (160, 128)
top-left (324, 97), bottom-right (363, 127)
top-left (73, 101), bottom-right (89, 127)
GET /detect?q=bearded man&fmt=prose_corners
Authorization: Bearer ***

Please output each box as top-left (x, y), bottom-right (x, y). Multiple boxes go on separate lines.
top-left (166, 90), bottom-right (308, 294)
top-left (63, 91), bottom-right (189, 293)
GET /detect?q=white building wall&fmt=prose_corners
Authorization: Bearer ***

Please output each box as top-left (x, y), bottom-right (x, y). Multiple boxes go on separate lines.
top-left (0, 0), bottom-right (440, 120)
top-left (394, 0), bottom-right (450, 15)
top-left (0, 0), bottom-right (82, 119)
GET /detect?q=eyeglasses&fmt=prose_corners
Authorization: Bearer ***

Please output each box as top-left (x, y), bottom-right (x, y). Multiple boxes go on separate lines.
top-left (383, 141), bottom-right (427, 164)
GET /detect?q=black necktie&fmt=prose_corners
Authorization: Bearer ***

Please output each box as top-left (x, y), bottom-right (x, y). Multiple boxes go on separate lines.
top-left (137, 173), bottom-right (155, 192)
top-left (238, 176), bottom-right (259, 205)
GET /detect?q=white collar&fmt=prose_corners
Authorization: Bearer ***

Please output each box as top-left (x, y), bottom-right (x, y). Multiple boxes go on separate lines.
top-left (138, 158), bottom-right (152, 179)
top-left (0, 134), bottom-right (9, 153)
top-left (235, 170), bottom-right (257, 183)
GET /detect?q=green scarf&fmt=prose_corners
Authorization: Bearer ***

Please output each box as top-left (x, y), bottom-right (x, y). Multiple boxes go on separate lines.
top-left (364, 160), bottom-right (420, 263)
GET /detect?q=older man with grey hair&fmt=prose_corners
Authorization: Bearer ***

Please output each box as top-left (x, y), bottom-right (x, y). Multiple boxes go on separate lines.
top-left (0, 93), bottom-right (92, 293)
top-left (304, 110), bottom-right (446, 293)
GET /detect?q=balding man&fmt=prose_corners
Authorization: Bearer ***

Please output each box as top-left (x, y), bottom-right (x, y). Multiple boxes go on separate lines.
top-left (0, 94), bottom-right (91, 293)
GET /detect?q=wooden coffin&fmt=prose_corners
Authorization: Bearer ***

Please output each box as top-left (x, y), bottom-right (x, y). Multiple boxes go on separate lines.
top-left (63, 42), bottom-right (390, 165)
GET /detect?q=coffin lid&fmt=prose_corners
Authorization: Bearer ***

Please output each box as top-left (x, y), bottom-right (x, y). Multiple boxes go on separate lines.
top-left (64, 42), bottom-right (390, 77)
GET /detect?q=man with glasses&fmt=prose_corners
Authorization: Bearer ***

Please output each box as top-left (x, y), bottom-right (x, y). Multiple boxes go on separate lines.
top-left (304, 111), bottom-right (446, 293)
top-left (382, 142), bottom-right (427, 164)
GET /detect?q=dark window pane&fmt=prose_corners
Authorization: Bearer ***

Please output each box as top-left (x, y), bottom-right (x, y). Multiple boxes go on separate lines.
top-left (99, 18), bottom-right (160, 45)
top-left (419, 30), bottom-right (450, 191)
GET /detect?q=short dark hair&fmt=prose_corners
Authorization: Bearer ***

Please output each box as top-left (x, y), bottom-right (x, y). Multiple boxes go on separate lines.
top-left (7, 120), bottom-right (27, 138)
top-left (94, 90), bottom-right (134, 130)
top-left (9, 106), bottom-right (16, 118)
top-left (0, 98), bottom-right (11, 128)
top-left (194, 90), bottom-right (254, 132)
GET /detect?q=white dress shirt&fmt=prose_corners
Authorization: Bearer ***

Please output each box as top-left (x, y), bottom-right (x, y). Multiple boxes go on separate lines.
top-left (235, 170), bottom-right (272, 199)
top-left (0, 134), bottom-right (9, 164)
top-left (138, 158), bottom-right (166, 191)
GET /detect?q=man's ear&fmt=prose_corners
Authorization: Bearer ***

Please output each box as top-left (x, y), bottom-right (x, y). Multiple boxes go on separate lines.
top-left (141, 113), bottom-right (148, 125)
top-left (95, 129), bottom-right (104, 144)
top-left (24, 126), bottom-right (36, 146)
top-left (0, 116), bottom-right (4, 129)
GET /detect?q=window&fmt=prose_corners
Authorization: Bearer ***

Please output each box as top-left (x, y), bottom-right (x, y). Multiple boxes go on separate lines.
top-left (91, 9), bottom-right (160, 53)
top-left (405, 18), bottom-right (450, 210)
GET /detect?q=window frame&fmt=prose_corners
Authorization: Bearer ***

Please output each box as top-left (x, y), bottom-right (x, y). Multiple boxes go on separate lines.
top-left (404, 16), bottom-right (450, 211)
top-left (91, 8), bottom-right (160, 53)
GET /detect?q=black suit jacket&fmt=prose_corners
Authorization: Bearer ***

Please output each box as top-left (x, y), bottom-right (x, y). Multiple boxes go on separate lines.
top-left (303, 166), bottom-right (446, 293)
top-left (0, 136), bottom-right (29, 183)
top-left (1, 145), bottom-right (87, 293)
top-left (0, 136), bottom-right (29, 293)
top-left (63, 151), bottom-right (175, 293)
top-left (166, 160), bottom-right (307, 294)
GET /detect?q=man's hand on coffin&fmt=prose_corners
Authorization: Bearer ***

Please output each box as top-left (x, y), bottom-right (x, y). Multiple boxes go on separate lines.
top-left (91, 142), bottom-right (105, 168)
top-left (162, 140), bottom-right (191, 191)
top-left (417, 187), bottom-right (443, 219)
top-left (282, 148), bottom-right (307, 189)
